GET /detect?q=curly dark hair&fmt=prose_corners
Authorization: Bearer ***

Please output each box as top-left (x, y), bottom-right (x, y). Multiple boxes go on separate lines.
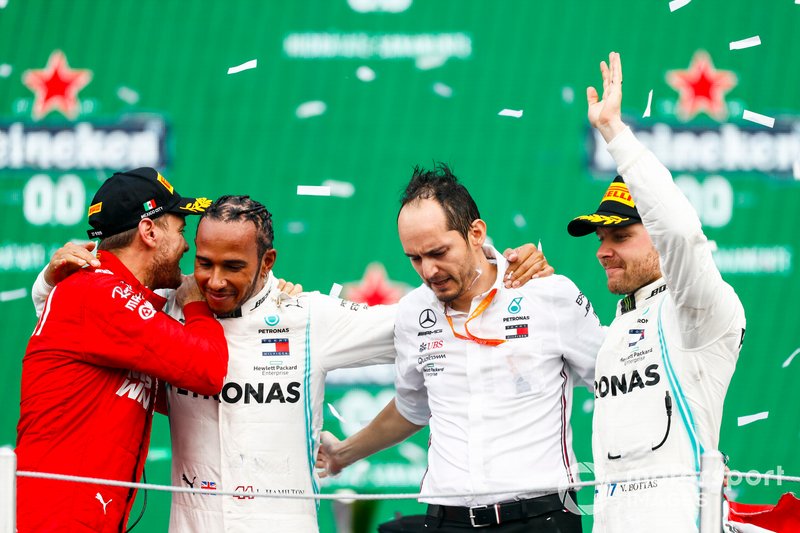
top-left (203, 195), bottom-right (274, 260)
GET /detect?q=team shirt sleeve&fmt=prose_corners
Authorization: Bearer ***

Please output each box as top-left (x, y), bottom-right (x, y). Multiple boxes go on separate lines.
top-left (30, 267), bottom-right (52, 318)
top-left (607, 127), bottom-right (744, 350)
top-left (546, 276), bottom-right (606, 390)
top-left (314, 294), bottom-right (398, 372)
top-left (392, 306), bottom-right (431, 426)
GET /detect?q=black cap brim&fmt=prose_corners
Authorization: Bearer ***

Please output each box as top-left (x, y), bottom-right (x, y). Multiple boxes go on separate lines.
top-left (169, 196), bottom-right (212, 216)
top-left (567, 210), bottom-right (641, 237)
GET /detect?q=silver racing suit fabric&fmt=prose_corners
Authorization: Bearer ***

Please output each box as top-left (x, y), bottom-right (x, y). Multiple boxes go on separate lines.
top-left (166, 273), bottom-right (396, 532)
top-left (591, 128), bottom-right (746, 532)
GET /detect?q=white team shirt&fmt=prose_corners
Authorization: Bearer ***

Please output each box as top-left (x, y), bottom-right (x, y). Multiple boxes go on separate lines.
top-left (394, 247), bottom-right (606, 507)
top-left (166, 274), bottom-right (396, 533)
top-left (591, 128), bottom-right (746, 532)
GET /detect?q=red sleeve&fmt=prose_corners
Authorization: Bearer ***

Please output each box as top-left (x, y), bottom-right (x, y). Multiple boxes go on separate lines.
top-left (72, 280), bottom-right (228, 396)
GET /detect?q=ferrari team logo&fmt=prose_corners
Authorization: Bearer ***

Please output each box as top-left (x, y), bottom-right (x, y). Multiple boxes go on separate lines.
top-left (22, 50), bottom-right (93, 121)
top-left (666, 50), bottom-right (737, 122)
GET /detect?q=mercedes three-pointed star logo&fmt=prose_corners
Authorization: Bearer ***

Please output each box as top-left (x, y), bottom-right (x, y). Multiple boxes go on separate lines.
top-left (419, 309), bottom-right (437, 329)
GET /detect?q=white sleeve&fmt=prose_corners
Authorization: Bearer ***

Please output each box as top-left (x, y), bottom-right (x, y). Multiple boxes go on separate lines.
top-left (608, 127), bottom-right (744, 349)
top-left (314, 295), bottom-right (397, 372)
top-left (392, 307), bottom-right (431, 426)
top-left (31, 267), bottom-right (54, 318)
top-left (548, 276), bottom-right (605, 390)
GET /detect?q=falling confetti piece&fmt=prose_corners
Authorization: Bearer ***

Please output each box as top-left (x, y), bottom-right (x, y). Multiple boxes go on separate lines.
top-left (227, 59), bottom-right (257, 75)
top-left (297, 185), bottom-right (331, 196)
top-left (782, 347), bottom-right (800, 368)
top-left (562, 86), bottom-right (575, 104)
top-left (498, 109), bottom-right (523, 118)
top-left (738, 412), bottom-right (769, 427)
top-left (729, 36), bottom-right (761, 50)
top-left (433, 82), bottom-right (453, 98)
top-left (329, 283), bottom-right (343, 298)
top-left (356, 66), bottom-right (375, 82)
top-left (286, 221), bottom-right (306, 234)
top-left (116, 86), bottom-right (139, 105)
top-left (321, 179), bottom-right (355, 198)
top-left (582, 399), bottom-right (594, 413)
top-left (512, 213), bottom-right (527, 228)
top-left (327, 402), bottom-right (347, 424)
top-left (0, 0), bottom-right (7, 8)
top-left (643, 89), bottom-right (653, 118)
top-left (0, 64), bottom-right (12, 78)
top-left (793, 161), bottom-right (800, 180)
top-left (0, 288), bottom-right (27, 302)
top-left (296, 100), bottom-right (327, 119)
top-left (415, 55), bottom-right (446, 70)
top-left (743, 110), bottom-right (775, 128)
top-left (537, 240), bottom-right (543, 253)
top-left (669, 0), bottom-right (691, 11)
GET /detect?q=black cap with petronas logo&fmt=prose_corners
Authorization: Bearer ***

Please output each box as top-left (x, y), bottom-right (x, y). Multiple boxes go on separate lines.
top-left (567, 176), bottom-right (642, 237)
top-left (87, 167), bottom-right (211, 239)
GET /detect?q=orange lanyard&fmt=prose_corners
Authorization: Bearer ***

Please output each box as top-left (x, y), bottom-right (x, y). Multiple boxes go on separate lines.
top-left (444, 288), bottom-right (506, 347)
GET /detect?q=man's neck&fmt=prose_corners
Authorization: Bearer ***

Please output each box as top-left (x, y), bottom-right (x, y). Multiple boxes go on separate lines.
top-left (448, 258), bottom-right (497, 313)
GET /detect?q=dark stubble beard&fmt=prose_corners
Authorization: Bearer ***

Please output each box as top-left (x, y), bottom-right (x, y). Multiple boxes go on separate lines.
top-left (150, 247), bottom-right (183, 290)
top-left (607, 249), bottom-right (661, 295)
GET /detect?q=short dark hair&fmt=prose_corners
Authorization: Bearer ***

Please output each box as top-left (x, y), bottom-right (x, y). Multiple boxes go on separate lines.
top-left (97, 216), bottom-right (170, 252)
top-left (203, 196), bottom-right (274, 260)
top-left (399, 163), bottom-right (481, 240)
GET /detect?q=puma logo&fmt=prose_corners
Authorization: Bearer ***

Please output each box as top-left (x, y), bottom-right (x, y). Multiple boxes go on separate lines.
top-left (95, 492), bottom-right (112, 514)
top-left (182, 473), bottom-right (196, 488)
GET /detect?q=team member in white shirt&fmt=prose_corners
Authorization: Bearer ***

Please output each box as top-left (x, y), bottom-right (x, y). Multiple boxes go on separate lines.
top-left (567, 52), bottom-right (746, 532)
top-left (319, 164), bottom-right (606, 532)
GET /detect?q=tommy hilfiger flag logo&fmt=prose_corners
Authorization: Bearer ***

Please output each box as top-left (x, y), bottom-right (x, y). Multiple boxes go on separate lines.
top-left (143, 199), bottom-right (157, 211)
top-left (262, 338), bottom-right (290, 356)
top-left (505, 324), bottom-right (528, 339)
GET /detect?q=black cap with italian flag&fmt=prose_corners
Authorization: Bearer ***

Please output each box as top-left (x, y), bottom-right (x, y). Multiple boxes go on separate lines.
top-left (86, 167), bottom-right (211, 239)
top-left (567, 175), bottom-right (642, 237)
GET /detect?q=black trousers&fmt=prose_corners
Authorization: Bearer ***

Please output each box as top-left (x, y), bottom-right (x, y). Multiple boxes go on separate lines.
top-left (422, 509), bottom-right (581, 532)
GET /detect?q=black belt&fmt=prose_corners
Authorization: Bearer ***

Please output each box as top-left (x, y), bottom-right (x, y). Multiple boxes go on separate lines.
top-left (426, 492), bottom-right (572, 528)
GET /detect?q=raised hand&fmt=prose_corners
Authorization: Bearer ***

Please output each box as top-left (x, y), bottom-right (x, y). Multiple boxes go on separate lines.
top-left (587, 51), bottom-right (626, 143)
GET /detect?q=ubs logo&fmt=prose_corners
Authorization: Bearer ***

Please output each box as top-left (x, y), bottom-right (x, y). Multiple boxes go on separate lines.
top-left (419, 309), bottom-right (437, 328)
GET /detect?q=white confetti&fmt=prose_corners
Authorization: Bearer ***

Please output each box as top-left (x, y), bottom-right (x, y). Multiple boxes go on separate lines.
top-left (537, 240), bottom-right (543, 253)
top-left (296, 100), bottom-right (327, 119)
top-left (782, 347), bottom-right (800, 368)
top-left (0, 0), bottom-right (7, 8)
top-left (793, 160), bottom-right (800, 180)
top-left (329, 283), bottom-right (343, 298)
top-left (643, 89), bottom-right (653, 118)
top-left (582, 399), bottom-right (594, 413)
top-left (227, 59), bottom-right (257, 75)
top-left (561, 86), bottom-right (575, 104)
top-left (286, 221), bottom-right (306, 234)
top-left (0, 288), bottom-right (26, 302)
top-left (730, 36), bottom-right (761, 50)
top-left (297, 185), bottom-right (331, 196)
top-left (433, 82), bottom-right (453, 98)
top-left (327, 402), bottom-right (347, 424)
top-left (669, 0), bottom-right (691, 11)
top-left (116, 86), bottom-right (139, 105)
top-left (0, 64), bottom-right (12, 78)
top-left (737, 411), bottom-right (769, 427)
top-left (498, 109), bottom-right (523, 118)
top-left (321, 179), bottom-right (355, 198)
top-left (743, 109), bottom-right (775, 128)
top-left (415, 55), bottom-right (446, 70)
top-left (356, 66), bottom-right (375, 82)
top-left (512, 213), bottom-right (527, 228)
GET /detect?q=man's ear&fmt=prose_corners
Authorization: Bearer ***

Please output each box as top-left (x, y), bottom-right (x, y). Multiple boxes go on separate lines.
top-left (260, 249), bottom-right (277, 279)
top-left (468, 219), bottom-right (487, 248)
top-left (137, 218), bottom-right (159, 249)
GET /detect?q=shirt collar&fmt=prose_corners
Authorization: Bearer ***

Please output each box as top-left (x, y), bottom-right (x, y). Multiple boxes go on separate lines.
top-left (617, 277), bottom-right (666, 316)
top-left (95, 250), bottom-right (167, 311)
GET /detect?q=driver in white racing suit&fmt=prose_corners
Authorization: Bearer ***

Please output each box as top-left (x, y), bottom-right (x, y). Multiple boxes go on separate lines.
top-left (567, 52), bottom-right (746, 532)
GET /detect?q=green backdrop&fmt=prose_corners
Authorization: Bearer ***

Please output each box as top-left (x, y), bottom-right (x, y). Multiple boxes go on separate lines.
top-left (1, 1), bottom-right (798, 531)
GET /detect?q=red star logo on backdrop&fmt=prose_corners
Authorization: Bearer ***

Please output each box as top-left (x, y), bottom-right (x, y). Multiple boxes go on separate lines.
top-left (666, 50), bottom-right (737, 122)
top-left (343, 263), bottom-right (410, 306)
top-left (22, 50), bottom-right (92, 120)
